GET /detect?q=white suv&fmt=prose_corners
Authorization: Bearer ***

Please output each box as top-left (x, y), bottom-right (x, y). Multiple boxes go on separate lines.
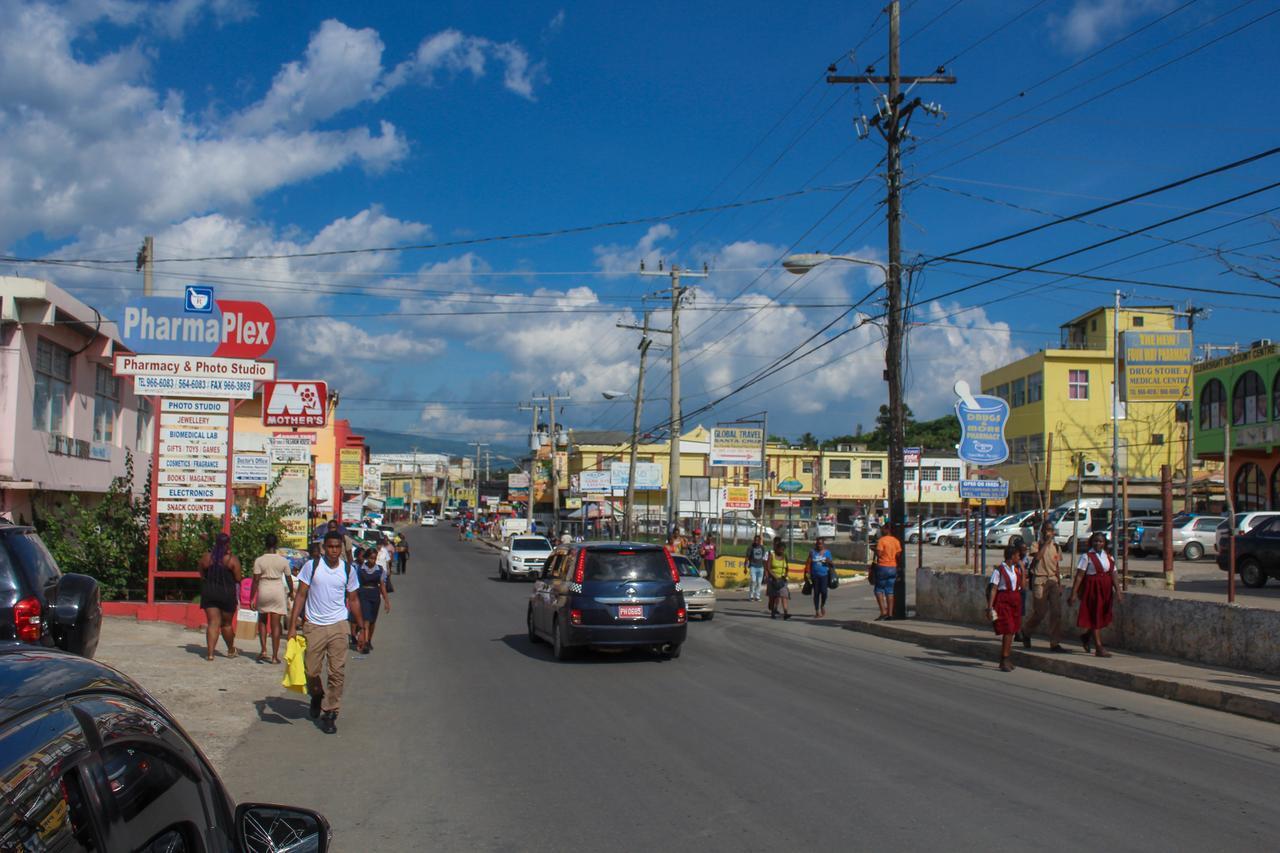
top-left (1216, 512), bottom-right (1280, 555)
top-left (499, 535), bottom-right (554, 581)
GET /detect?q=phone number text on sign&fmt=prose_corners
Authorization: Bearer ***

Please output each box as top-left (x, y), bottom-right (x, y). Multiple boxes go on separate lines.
top-left (134, 376), bottom-right (255, 399)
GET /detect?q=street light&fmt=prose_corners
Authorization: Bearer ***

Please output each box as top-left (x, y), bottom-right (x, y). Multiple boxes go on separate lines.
top-left (783, 251), bottom-right (907, 619)
top-left (601, 390), bottom-right (628, 400)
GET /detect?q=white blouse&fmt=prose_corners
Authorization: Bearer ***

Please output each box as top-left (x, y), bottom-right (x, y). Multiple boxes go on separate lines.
top-left (988, 563), bottom-right (1020, 591)
top-left (1076, 550), bottom-right (1115, 575)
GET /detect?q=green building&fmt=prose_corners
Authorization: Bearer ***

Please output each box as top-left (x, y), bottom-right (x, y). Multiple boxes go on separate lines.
top-left (1193, 342), bottom-right (1280, 510)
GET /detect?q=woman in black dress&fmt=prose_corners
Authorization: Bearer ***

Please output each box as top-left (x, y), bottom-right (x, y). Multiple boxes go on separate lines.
top-left (356, 547), bottom-right (390, 653)
top-left (197, 532), bottom-right (242, 661)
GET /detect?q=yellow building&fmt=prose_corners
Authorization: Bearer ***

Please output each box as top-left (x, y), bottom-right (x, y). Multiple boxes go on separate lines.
top-left (979, 305), bottom-right (1189, 510)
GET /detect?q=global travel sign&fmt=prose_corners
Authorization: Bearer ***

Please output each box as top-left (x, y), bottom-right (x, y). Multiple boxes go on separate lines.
top-left (120, 291), bottom-right (275, 359)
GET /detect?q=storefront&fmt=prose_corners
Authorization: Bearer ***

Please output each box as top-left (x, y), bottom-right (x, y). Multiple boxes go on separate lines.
top-left (1193, 343), bottom-right (1280, 510)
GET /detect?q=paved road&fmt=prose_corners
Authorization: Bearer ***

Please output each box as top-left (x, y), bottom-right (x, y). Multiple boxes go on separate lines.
top-left (221, 527), bottom-right (1280, 851)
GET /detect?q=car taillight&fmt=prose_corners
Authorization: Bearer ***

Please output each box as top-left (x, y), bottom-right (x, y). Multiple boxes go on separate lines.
top-left (570, 609), bottom-right (583, 626)
top-left (14, 596), bottom-right (41, 643)
top-left (676, 607), bottom-right (687, 624)
top-left (573, 550), bottom-right (587, 584)
top-left (663, 548), bottom-right (679, 582)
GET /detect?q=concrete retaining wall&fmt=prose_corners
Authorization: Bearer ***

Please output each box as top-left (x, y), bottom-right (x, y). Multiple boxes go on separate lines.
top-left (915, 567), bottom-right (1280, 675)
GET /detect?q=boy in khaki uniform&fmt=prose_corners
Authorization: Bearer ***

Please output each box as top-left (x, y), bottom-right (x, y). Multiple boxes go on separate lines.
top-left (1021, 522), bottom-right (1067, 652)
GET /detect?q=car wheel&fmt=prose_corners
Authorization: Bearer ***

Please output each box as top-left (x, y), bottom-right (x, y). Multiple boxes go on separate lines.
top-left (552, 617), bottom-right (575, 660)
top-left (702, 612), bottom-right (714, 621)
top-left (1183, 542), bottom-right (1204, 561)
top-left (1239, 558), bottom-right (1268, 588)
top-left (527, 606), bottom-right (543, 644)
top-left (661, 642), bottom-right (682, 660)
top-left (498, 563), bottom-right (507, 581)
top-left (907, 533), bottom-right (919, 543)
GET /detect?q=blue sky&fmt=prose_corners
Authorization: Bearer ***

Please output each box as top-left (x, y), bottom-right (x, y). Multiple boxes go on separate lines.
top-left (4, 0), bottom-right (1279, 448)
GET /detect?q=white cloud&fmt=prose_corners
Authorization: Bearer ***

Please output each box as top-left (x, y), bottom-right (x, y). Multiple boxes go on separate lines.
top-left (1049, 0), bottom-right (1175, 52)
top-left (419, 403), bottom-right (513, 436)
top-left (388, 27), bottom-right (547, 101)
top-left (155, 0), bottom-right (254, 39)
top-left (234, 19), bottom-right (389, 133)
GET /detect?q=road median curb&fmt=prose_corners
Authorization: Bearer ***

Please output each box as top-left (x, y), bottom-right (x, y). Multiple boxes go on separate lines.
top-left (844, 619), bottom-right (1280, 725)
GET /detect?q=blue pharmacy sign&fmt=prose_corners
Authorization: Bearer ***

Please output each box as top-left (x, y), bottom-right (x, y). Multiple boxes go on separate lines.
top-left (953, 381), bottom-right (1009, 465)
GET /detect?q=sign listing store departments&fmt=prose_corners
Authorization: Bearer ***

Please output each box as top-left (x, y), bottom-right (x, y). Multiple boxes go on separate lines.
top-left (153, 397), bottom-right (229, 517)
top-left (160, 399), bottom-right (230, 414)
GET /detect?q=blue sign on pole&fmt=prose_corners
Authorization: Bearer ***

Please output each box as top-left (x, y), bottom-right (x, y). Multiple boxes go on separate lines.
top-left (954, 381), bottom-right (1009, 465)
top-left (959, 479), bottom-right (1009, 501)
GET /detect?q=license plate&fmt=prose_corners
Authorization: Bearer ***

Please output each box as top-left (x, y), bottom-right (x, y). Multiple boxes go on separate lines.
top-left (618, 605), bottom-right (644, 620)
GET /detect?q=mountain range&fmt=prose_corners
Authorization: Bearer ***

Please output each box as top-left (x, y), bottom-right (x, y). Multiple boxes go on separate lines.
top-left (354, 426), bottom-right (526, 461)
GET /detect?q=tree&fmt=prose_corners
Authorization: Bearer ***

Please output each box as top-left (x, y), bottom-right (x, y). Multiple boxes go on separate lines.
top-left (797, 432), bottom-right (819, 449)
top-left (34, 453), bottom-right (150, 600)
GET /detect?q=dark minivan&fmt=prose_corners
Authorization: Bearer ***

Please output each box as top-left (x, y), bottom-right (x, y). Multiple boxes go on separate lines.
top-left (0, 643), bottom-right (330, 851)
top-left (1, 521), bottom-right (101, 657)
top-left (527, 543), bottom-right (688, 660)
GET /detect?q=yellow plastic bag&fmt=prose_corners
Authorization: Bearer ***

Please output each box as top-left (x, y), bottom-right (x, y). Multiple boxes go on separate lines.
top-left (281, 635), bottom-right (308, 694)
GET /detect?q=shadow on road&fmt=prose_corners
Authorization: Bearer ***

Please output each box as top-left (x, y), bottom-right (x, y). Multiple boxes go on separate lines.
top-left (907, 653), bottom-right (986, 669)
top-left (1212, 678), bottom-right (1280, 695)
top-left (495, 634), bottom-right (676, 665)
top-left (254, 695), bottom-right (309, 724)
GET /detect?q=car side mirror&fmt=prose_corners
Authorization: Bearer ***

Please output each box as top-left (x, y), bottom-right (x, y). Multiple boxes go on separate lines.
top-left (236, 803), bottom-right (330, 853)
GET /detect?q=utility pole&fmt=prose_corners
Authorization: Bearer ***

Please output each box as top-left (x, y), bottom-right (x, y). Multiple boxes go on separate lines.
top-left (1185, 304), bottom-right (1206, 511)
top-left (640, 260), bottom-right (708, 535)
top-left (532, 393), bottom-right (571, 536)
top-left (1112, 289), bottom-right (1122, 555)
top-left (615, 314), bottom-right (654, 539)
top-left (830, 0), bottom-right (953, 618)
top-left (469, 441), bottom-right (489, 515)
top-left (136, 236), bottom-right (154, 296)
top-left (518, 403), bottom-right (541, 530)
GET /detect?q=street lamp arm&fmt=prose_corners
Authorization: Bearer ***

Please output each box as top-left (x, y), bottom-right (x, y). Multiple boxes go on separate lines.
top-left (782, 252), bottom-right (889, 276)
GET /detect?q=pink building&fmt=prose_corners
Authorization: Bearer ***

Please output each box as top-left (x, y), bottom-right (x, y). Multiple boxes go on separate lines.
top-left (0, 276), bottom-right (153, 523)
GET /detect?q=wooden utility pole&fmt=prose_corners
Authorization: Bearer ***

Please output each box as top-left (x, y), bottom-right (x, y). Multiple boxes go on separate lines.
top-left (518, 403), bottom-right (541, 529)
top-left (617, 314), bottom-right (653, 539)
top-left (531, 393), bottom-right (570, 535)
top-left (829, 0), bottom-right (954, 618)
top-left (1184, 304), bottom-right (1206, 511)
top-left (639, 261), bottom-right (707, 535)
top-left (137, 236), bottom-right (154, 295)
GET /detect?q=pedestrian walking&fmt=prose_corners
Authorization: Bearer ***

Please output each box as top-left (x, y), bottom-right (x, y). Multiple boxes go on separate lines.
top-left (745, 535), bottom-right (767, 601)
top-left (353, 548), bottom-right (390, 653)
top-left (197, 532), bottom-right (241, 661)
top-left (286, 531), bottom-right (364, 735)
top-left (395, 535), bottom-right (409, 575)
top-left (765, 538), bottom-right (791, 620)
top-left (987, 543), bottom-right (1026, 672)
top-left (1069, 532), bottom-right (1122, 657)
top-left (699, 534), bottom-right (717, 578)
top-left (251, 534), bottom-right (291, 664)
top-left (804, 538), bottom-right (834, 618)
top-left (872, 524), bottom-right (902, 621)
top-left (1020, 522), bottom-right (1066, 652)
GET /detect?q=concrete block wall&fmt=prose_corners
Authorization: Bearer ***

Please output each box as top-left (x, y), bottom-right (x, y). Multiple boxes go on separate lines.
top-left (915, 567), bottom-right (1280, 675)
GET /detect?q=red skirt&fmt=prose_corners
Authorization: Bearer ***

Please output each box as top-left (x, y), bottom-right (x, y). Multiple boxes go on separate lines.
top-left (993, 589), bottom-right (1022, 635)
top-left (1076, 572), bottom-right (1114, 630)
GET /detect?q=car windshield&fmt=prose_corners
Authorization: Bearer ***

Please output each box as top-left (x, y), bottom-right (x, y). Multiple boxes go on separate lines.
top-left (674, 557), bottom-right (701, 577)
top-left (584, 550), bottom-right (672, 582)
top-left (990, 515), bottom-right (1015, 527)
top-left (512, 538), bottom-right (551, 551)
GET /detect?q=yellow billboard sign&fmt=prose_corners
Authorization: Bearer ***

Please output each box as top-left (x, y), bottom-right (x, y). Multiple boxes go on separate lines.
top-left (339, 448), bottom-right (363, 490)
top-left (1121, 330), bottom-right (1192, 402)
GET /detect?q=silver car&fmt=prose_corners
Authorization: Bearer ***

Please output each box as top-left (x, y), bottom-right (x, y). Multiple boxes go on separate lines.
top-left (673, 555), bottom-right (716, 620)
top-left (499, 535), bottom-right (554, 581)
top-left (1143, 515), bottom-right (1226, 560)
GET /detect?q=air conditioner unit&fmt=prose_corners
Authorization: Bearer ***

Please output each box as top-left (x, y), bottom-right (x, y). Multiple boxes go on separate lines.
top-left (1082, 460), bottom-right (1103, 477)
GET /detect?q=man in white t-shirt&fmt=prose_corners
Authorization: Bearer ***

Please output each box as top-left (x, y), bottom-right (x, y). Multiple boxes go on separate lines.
top-left (287, 531), bottom-right (363, 734)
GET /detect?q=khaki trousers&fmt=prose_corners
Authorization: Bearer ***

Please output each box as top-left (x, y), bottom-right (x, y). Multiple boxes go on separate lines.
top-left (302, 621), bottom-right (349, 713)
top-left (1023, 577), bottom-right (1063, 645)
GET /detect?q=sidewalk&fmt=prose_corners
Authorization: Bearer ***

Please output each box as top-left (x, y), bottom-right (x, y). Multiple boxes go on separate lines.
top-left (845, 616), bottom-right (1280, 724)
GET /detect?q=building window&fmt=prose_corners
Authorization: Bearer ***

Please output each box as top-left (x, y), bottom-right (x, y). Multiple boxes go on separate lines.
top-left (1091, 318), bottom-right (1097, 332)
top-left (136, 396), bottom-right (153, 449)
top-left (1028, 433), bottom-right (1044, 461)
top-left (1234, 463), bottom-right (1267, 511)
top-left (995, 383), bottom-right (1009, 402)
top-left (801, 461), bottom-right (814, 474)
top-left (1132, 316), bottom-right (1144, 327)
top-left (1027, 371), bottom-right (1043, 403)
top-left (1068, 369), bottom-right (1089, 400)
top-left (1011, 378), bottom-right (1026, 407)
top-left (1200, 378), bottom-right (1226, 429)
top-left (1232, 370), bottom-right (1266, 425)
top-left (828, 459), bottom-right (851, 479)
top-left (93, 366), bottom-right (119, 444)
top-left (859, 459), bottom-right (882, 480)
top-left (904, 467), bottom-right (916, 482)
top-left (942, 467), bottom-right (960, 481)
top-left (32, 338), bottom-right (72, 433)
top-left (920, 467), bottom-right (939, 482)
top-left (1271, 466), bottom-right (1280, 511)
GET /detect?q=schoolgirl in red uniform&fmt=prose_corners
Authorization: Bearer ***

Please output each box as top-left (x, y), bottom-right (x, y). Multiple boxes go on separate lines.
top-left (1069, 531), bottom-right (1123, 657)
top-left (986, 543), bottom-right (1024, 672)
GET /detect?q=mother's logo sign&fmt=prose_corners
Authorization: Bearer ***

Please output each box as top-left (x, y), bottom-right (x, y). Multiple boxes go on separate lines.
top-left (121, 295), bottom-right (275, 359)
